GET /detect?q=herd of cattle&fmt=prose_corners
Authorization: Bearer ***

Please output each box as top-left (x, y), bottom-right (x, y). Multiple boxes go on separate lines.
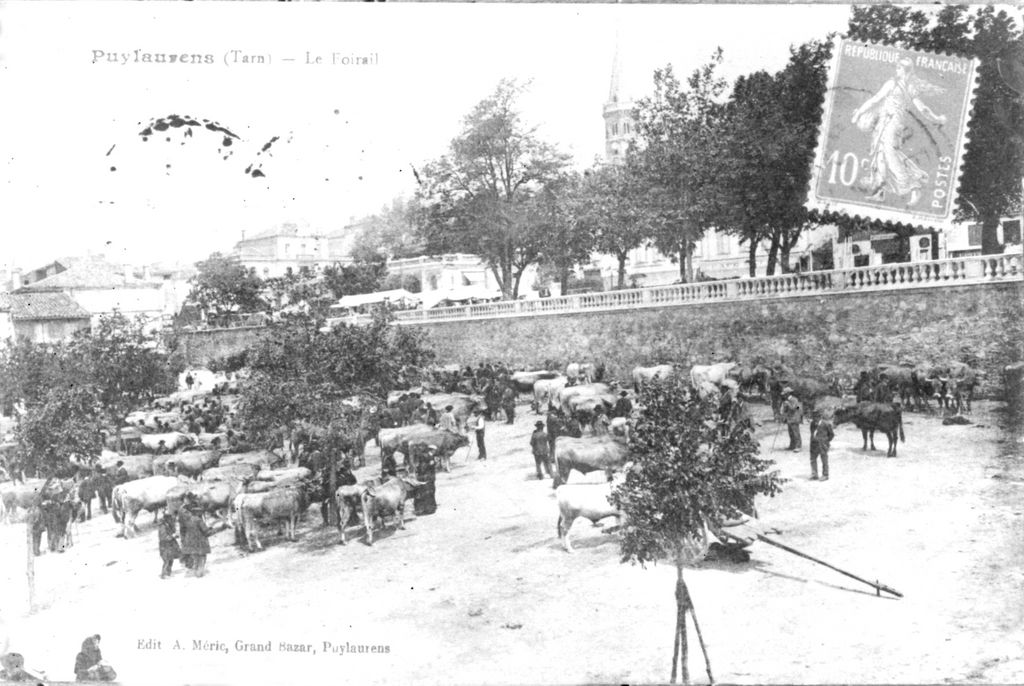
top-left (0, 355), bottom-right (987, 559)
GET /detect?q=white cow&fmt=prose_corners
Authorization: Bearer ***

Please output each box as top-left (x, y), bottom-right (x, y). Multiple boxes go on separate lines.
top-left (111, 476), bottom-right (179, 538)
top-left (555, 476), bottom-right (626, 553)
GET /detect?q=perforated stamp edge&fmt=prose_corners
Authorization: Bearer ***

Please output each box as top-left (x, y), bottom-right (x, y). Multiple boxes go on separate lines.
top-left (805, 36), bottom-right (981, 232)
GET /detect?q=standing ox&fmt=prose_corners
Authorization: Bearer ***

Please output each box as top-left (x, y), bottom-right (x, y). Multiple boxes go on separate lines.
top-left (553, 436), bottom-right (628, 486)
top-left (335, 482), bottom-right (374, 545)
top-left (232, 487), bottom-right (304, 551)
top-left (533, 377), bottom-right (568, 414)
top-left (690, 362), bottom-right (738, 389)
top-left (632, 365), bottom-right (675, 392)
top-left (111, 476), bottom-right (179, 538)
top-left (510, 370), bottom-right (560, 394)
top-left (402, 430), bottom-right (469, 473)
top-left (566, 363), bottom-right (598, 385)
top-left (556, 478), bottom-right (626, 553)
top-left (834, 402), bottom-right (906, 457)
top-left (361, 476), bottom-right (424, 545)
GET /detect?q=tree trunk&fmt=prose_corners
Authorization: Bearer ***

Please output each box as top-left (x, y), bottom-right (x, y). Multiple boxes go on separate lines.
top-left (748, 238), bottom-right (758, 277)
top-left (678, 246), bottom-right (687, 283)
top-left (766, 235), bottom-right (780, 276)
top-left (981, 212), bottom-right (1004, 255)
top-left (780, 242), bottom-right (792, 274)
top-left (512, 266), bottom-right (526, 300)
top-left (328, 456), bottom-right (338, 528)
top-left (617, 253), bottom-right (628, 289)
top-left (672, 563), bottom-right (689, 684)
top-left (559, 267), bottom-right (571, 296)
top-left (26, 507), bottom-right (35, 613)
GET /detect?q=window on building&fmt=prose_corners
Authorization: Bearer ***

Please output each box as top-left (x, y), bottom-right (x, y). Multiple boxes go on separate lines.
top-left (967, 224), bottom-right (982, 247)
top-left (716, 232), bottom-right (731, 256)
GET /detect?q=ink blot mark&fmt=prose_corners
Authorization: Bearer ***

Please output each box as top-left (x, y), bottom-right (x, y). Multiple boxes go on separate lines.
top-left (106, 144), bottom-right (116, 157)
top-left (251, 169), bottom-right (265, 178)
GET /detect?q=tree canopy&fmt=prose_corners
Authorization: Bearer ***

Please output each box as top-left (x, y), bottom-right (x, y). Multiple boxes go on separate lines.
top-left (632, 55), bottom-right (727, 283)
top-left (236, 311), bottom-right (435, 446)
top-left (414, 79), bottom-right (572, 299)
top-left (187, 252), bottom-right (267, 324)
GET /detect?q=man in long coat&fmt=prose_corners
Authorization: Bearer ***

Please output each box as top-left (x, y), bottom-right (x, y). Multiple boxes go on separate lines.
top-left (178, 498), bottom-right (212, 577)
top-left (158, 512), bottom-right (181, 578)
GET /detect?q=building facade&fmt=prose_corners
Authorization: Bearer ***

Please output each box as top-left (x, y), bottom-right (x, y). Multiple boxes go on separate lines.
top-left (234, 223), bottom-right (333, 278)
top-left (17, 256), bottom-right (165, 334)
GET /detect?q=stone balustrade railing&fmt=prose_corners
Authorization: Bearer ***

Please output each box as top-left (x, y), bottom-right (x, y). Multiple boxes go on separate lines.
top-left (394, 252), bottom-right (1023, 325)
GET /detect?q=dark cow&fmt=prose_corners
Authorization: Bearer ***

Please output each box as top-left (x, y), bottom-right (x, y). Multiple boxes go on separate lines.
top-left (361, 476), bottom-right (424, 545)
top-left (510, 370), bottom-right (560, 394)
top-left (401, 430), bottom-right (469, 473)
top-left (553, 436), bottom-right (628, 486)
top-left (834, 402), bottom-right (906, 457)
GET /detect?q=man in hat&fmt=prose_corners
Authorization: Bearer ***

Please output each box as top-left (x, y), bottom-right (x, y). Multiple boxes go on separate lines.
top-left (158, 511), bottom-right (181, 578)
top-left (500, 385), bottom-right (517, 425)
top-left (470, 409), bottom-right (487, 460)
top-left (178, 495), bottom-right (212, 577)
top-left (612, 390), bottom-right (632, 419)
top-left (592, 405), bottom-right (610, 436)
top-left (781, 387), bottom-right (803, 452)
top-left (113, 461), bottom-right (129, 486)
top-left (808, 409), bottom-right (835, 481)
top-left (530, 421), bottom-right (553, 480)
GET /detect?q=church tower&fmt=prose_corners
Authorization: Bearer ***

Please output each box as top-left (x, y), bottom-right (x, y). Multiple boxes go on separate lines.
top-left (603, 35), bottom-right (634, 165)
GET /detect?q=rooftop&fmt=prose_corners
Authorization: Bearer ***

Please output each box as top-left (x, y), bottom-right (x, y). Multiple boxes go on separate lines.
top-left (240, 222), bottom-right (327, 243)
top-left (22, 256), bottom-right (155, 291)
top-left (9, 291), bottom-right (91, 321)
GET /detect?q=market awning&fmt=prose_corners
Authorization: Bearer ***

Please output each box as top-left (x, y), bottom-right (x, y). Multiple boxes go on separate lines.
top-left (330, 289), bottom-right (421, 310)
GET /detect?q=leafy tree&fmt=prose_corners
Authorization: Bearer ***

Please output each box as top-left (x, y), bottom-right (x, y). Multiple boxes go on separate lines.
top-left (69, 312), bottom-right (178, 423)
top-left (847, 5), bottom-right (1024, 254)
top-left (381, 273), bottom-right (421, 293)
top-left (0, 338), bottom-right (66, 412)
top-left (322, 260), bottom-right (387, 300)
top-left (349, 197), bottom-right (425, 263)
top-left (186, 252), bottom-right (267, 325)
top-left (0, 313), bottom-right (175, 426)
top-left (414, 79), bottom-right (571, 299)
top-left (715, 41), bottom-right (832, 275)
top-left (633, 55), bottom-right (727, 283)
top-left (611, 376), bottom-right (785, 683)
top-left (17, 386), bottom-right (104, 477)
top-left (533, 172), bottom-right (595, 295)
top-left (236, 310), bottom-right (434, 447)
top-left (577, 163), bottom-right (649, 289)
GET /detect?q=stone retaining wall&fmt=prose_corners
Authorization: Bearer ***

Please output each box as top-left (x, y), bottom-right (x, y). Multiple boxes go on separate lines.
top-left (413, 282), bottom-right (1024, 398)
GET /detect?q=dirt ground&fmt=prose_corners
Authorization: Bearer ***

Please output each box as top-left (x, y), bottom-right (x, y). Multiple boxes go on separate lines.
top-left (1, 398), bottom-right (1022, 685)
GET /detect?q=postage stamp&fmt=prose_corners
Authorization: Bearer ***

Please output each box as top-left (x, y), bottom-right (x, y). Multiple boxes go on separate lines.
top-left (807, 37), bottom-right (979, 230)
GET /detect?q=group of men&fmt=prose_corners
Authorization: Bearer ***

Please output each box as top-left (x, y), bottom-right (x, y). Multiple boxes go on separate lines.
top-left (158, 492), bottom-right (213, 578)
top-left (778, 387), bottom-right (834, 482)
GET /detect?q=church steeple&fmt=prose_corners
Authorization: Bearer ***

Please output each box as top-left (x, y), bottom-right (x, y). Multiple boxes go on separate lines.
top-left (603, 31), bottom-right (634, 165)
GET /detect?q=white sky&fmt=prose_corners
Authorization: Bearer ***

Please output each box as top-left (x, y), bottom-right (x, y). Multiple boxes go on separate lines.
top-left (0, 2), bottom-right (856, 271)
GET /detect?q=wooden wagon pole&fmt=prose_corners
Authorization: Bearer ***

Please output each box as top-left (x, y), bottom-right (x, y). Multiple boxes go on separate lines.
top-left (756, 533), bottom-right (903, 598)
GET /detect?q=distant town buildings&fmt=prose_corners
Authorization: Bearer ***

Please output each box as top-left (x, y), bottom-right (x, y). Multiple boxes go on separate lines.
top-left (233, 223), bottom-right (333, 278)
